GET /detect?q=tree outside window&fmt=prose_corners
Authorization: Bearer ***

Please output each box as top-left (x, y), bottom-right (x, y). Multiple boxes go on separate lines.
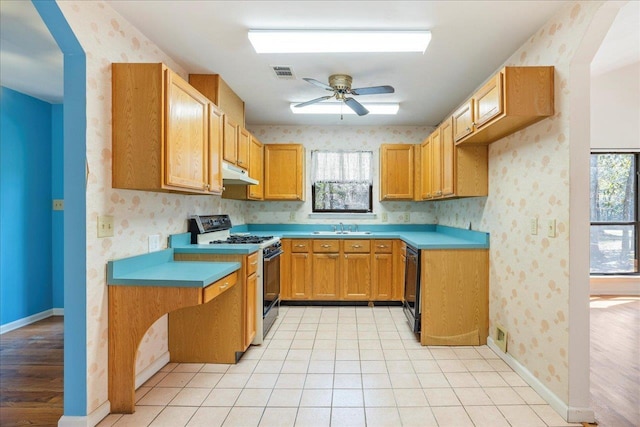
top-left (590, 153), bottom-right (639, 274)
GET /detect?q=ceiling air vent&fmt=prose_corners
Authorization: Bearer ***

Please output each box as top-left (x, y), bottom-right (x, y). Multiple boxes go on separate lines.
top-left (271, 65), bottom-right (296, 80)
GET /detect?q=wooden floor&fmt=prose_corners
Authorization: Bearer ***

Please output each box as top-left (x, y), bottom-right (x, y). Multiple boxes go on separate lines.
top-left (0, 316), bottom-right (63, 427)
top-left (589, 296), bottom-right (640, 427)
top-left (0, 300), bottom-right (637, 426)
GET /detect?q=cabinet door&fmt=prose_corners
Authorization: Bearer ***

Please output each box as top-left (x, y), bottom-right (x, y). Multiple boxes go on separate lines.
top-left (264, 144), bottom-right (305, 201)
top-left (342, 253), bottom-right (371, 300)
top-left (430, 129), bottom-right (442, 198)
top-left (474, 72), bottom-right (503, 128)
top-left (312, 254), bottom-right (340, 299)
top-left (237, 127), bottom-right (250, 169)
top-left (372, 253), bottom-right (393, 300)
top-left (165, 70), bottom-right (209, 191)
top-left (380, 144), bottom-right (414, 200)
top-left (223, 115), bottom-right (237, 164)
top-left (248, 136), bottom-right (264, 200)
top-left (208, 104), bottom-right (224, 194)
top-left (440, 118), bottom-right (455, 197)
top-left (245, 272), bottom-right (257, 348)
top-left (290, 253), bottom-right (311, 299)
top-left (452, 100), bottom-right (474, 142)
top-left (420, 137), bottom-right (432, 199)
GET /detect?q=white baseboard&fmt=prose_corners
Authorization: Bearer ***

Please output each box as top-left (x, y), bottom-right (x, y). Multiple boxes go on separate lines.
top-left (57, 400), bottom-right (110, 427)
top-left (0, 309), bottom-right (61, 334)
top-left (136, 351), bottom-right (171, 389)
top-left (487, 337), bottom-right (595, 423)
top-left (53, 308), bottom-right (65, 315)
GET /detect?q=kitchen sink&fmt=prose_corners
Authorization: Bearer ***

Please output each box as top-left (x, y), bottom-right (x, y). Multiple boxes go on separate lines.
top-left (312, 231), bottom-right (372, 235)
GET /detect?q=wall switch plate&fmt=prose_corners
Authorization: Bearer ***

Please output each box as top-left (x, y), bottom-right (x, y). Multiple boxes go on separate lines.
top-left (530, 217), bottom-right (538, 235)
top-left (289, 212), bottom-right (296, 221)
top-left (97, 215), bottom-right (114, 238)
top-left (495, 324), bottom-right (508, 353)
top-left (53, 199), bottom-right (64, 211)
top-left (148, 234), bottom-right (161, 252)
top-left (381, 212), bottom-right (388, 222)
top-left (547, 219), bottom-right (556, 238)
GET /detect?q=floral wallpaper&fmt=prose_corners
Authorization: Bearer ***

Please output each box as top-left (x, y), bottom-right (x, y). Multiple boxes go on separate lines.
top-left (56, 0), bottom-right (604, 416)
top-left (436, 1), bottom-right (602, 402)
top-left (247, 126), bottom-right (437, 224)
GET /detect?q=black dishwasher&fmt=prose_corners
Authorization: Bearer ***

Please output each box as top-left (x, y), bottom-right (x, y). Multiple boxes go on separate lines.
top-left (403, 245), bottom-right (421, 334)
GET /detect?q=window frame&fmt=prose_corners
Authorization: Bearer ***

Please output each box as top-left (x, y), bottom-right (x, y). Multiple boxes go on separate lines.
top-left (589, 151), bottom-right (640, 276)
top-left (310, 150), bottom-right (374, 214)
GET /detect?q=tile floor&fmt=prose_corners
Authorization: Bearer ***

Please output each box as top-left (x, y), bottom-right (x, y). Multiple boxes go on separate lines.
top-left (99, 306), bottom-right (581, 427)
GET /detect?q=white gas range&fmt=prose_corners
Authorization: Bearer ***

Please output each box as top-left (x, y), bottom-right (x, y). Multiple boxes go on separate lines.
top-left (188, 214), bottom-right (282, 345)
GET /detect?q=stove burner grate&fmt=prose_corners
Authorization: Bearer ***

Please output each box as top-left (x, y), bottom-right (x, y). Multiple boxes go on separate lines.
top-left (210, 235), bottom-right (274, 244)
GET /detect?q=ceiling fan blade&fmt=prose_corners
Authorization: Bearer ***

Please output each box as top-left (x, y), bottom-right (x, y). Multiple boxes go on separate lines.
top-left (294, 95), bottom-right (334, 108)
top-left (350, 85), bottom-right (395, 96)
top-left (303, 78), bottom-right (334, 91)
top-left (344, 97), bottom-right (369, 116)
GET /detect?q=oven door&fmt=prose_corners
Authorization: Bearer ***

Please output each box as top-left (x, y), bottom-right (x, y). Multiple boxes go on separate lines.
top-left (262, 248), bottom-right (282, 335)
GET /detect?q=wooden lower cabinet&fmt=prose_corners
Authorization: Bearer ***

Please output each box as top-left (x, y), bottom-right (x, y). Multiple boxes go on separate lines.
top-left (312, 253), bottom-right (340, 299)
top-left (281, 238), bottom-right (403, 302)
top-left (420, 249), bottom-right (489, 346)
top-left (170, 251), bottom-right (258, 362)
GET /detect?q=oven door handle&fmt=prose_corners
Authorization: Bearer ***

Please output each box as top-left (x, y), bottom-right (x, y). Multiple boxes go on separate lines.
top-left (263, 249), bottom-right (284, 261)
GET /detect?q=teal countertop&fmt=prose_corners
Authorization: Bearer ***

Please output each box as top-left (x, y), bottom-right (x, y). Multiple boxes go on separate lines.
top-left (169, 224), bottom-right (489, 250)
top-left (107, 248), bottom-right (241, 287)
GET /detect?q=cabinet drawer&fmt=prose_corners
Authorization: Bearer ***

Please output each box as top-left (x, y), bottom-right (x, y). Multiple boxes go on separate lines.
top-left (291, 240), bottom-right (311, 253)
top-left (373, 240), bottom-right (393, 253)
top-left (247, 252), bottom-right (259, 276)
top-left (343, 240), bottom-right (371, 253)
top-left (313, 239), bottom-right (340, 253)
top-left (203, 271), bottom-right (238, 303)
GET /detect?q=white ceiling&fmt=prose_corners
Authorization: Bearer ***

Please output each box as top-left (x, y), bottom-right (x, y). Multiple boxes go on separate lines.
top-left (1, 1), bottom-right (637, 126)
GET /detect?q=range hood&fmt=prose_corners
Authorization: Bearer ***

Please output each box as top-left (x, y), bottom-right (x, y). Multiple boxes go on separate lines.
top-left (222, 162), bottom-right (258, 185)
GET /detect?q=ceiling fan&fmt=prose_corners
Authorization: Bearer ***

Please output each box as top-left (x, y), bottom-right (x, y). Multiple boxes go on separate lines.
top-left (295, 74), bottom-right (395, 116)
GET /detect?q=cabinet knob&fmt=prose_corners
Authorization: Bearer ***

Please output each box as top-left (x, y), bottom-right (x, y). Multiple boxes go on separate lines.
top-left (294, 244), bottom-right (306, 248)
top-left (377, 245), bottom-right (388, 248)
top-left (220, 283), bottom-right (229, 290)
top-left (321, 244), bottom-right (331, 248)
top-left (351, 244), bottom-right (362, 248)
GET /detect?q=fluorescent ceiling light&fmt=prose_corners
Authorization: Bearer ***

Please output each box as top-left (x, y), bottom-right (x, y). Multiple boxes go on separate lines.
top-left (248, 30), bottom-right (431, 53)
top-left (290, 102), bottom-right (399, 115)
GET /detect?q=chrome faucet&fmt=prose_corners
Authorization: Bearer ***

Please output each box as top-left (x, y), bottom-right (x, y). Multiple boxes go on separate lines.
top-left (339, 222), bottom-right (345, 234)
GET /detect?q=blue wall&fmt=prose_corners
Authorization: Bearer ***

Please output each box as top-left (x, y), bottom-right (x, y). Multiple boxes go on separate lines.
top-left (0, 86), bottom-right (62, 324)
top-left (52, 103), bottom-right (64, 309)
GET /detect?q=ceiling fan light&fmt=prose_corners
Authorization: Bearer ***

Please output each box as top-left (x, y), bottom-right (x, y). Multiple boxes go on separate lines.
top-left (249, 30), bottom-right (431, 53)
top-left (290, 102), bottom-right (399, 115)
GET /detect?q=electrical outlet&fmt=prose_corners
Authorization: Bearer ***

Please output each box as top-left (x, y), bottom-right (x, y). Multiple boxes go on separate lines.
top-left (530, 217), bottom-right (538, 235)
top-left (97, 215), bottom-right (114, 238)
top-left (289, 212), bottom-right (296, 221)
top-left (495, 324), bottom-right (508, 353)
top-left (381, 212), bottom-right (388, 222)
top-left (547, 219), bottom-right (556, 238)
top-left (52, 199), bottom-right (64, 211)
top-left (404, 212), bottom-right (410, 223)
top-left (148, 234), bottom-right (161, 252)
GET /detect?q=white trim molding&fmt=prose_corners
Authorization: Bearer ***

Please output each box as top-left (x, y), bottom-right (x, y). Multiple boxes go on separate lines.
top-left (135, 351), bottom-right (170, 389)
top-left (487, 337), bottom-right (595, 424)
top-left (0, 309), bottom-right (62, 335)
top-left (57, 401), bottom-right (110, 427)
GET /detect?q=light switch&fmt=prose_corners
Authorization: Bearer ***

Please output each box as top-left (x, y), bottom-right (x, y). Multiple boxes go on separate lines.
top-left (97, 215), bottom-right (114, 238)
top-left (148, 234), bottom-right (161, 252)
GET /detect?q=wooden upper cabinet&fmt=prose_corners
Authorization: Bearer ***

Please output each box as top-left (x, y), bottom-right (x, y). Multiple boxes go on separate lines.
top-left (248, 135), bottom-right (264, 200)
top-left (237, 127), bottom-right (250, 169)
top-left (455, 66), bottom-right (554, 145)
top-left (380, 144), bottom-right (414, 200)
top-left (112, 63), bottom-right (217, 194)
top-left (208, 104), bottom-right (224, 195)
top-left (420, 137), bottom-right (432, 200)
top-left (440, 118), bottom-right (455, 197)
top-left (223, 115), bottom-right (238, 164)
top-left (189, 74), bottom-right (245, 126)
top-left (264, 144), bottom-right (305, 201)
top-left (430, 128), bottom-right (442, 199)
